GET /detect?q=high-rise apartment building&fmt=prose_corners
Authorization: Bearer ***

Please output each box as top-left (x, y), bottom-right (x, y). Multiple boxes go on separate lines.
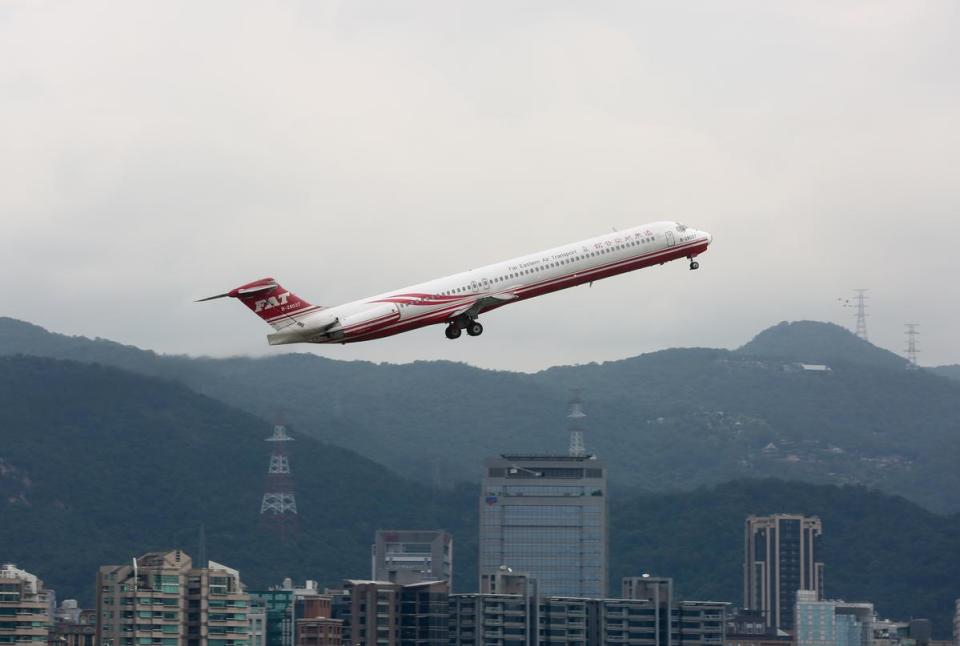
top-left (338, 580), bottom-right (448, 646)
top-left (0, 564), bottom-right (49, 646)
top-left (744, 514), bottom-right (823, 632)
top-left (96, 550), bottom-right (250, 646)
top-left (372, 530), bottom-right (453, 586)
top-left (451, 572), bottom-right (724, 646)
top-left (479, 454), bottom-right (607, 598)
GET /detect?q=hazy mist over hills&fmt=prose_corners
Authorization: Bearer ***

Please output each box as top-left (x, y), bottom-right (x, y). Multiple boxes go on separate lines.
top-left (2, 317), bottom-right (959, 512)
top-left (1, 352), bottom-right (958, 637)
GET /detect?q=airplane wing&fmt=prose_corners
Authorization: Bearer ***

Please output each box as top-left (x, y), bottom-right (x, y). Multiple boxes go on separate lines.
top-left (447, 291), bottom-right (519, 320)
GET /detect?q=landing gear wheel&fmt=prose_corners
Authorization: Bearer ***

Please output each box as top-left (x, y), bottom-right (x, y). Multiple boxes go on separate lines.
top-left (689, 260), bottom-right (700, 270)
top-left (466, 321), bottom-right (484, 337)
top-left (445, 324), bottom-right (462, 340)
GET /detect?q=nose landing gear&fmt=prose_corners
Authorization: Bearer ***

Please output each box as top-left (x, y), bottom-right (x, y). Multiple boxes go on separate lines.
top-left (688, 256), bottom-right (700, 270)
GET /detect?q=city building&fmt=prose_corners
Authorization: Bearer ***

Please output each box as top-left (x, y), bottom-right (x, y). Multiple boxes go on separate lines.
top-left (247, 590), bottom-right (293, 646)
top-left (294, 597), bottom-right (340, 646)
top-left (50, 602), bottom-right (96, 646)
top-left (954, 599), bottom-right (959, 646)
top-left (293, 618), bottom-right (340, 646)
top-left (793, 591), bottom-right (873, 646)
top-left (371, 530), bottom-right (453, 586)
top-left (724, 608), bottom-right (792, 646)
top-left (247, 599), bottom-right (266, 646)
top-left (0, 564), bottom-right (49, 646)
top-left (675, 601), bottom-right (728, 645)
top-left (479, 454), bottom-right (608, 598)
top-left (743, 514), bottom-right (823, 632)
top-left (338, 579), bottom-right (448, 646)
top-left (451, 573), bottom-right (725, 646)
top-left (96, 550), bottom-right (251, 646)
top-left (449, 593), bottom-right (532, 646)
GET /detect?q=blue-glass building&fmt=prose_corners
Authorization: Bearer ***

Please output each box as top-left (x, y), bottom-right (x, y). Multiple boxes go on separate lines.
top-left (479, 454), bottom-right (607, 598)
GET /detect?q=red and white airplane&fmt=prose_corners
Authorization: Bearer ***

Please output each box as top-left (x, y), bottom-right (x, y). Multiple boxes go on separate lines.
top-left (199, 221), bottom-right (712, 344)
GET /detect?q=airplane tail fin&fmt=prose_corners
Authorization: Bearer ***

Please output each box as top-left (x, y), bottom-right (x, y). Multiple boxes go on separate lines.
top-left (197, 277), bottom-right (319, 330)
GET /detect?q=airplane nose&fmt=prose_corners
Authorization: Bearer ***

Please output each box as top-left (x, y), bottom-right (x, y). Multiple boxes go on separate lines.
top-left (706, 231), bottom-right (713, 245)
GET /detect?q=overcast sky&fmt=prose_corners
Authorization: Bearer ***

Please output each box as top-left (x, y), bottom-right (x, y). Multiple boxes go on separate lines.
top-left (2, 0), bottom-right (957, 371)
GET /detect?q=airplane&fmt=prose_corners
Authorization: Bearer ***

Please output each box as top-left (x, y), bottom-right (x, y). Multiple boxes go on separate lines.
top-left (198, 221), bottom-right (712, 344)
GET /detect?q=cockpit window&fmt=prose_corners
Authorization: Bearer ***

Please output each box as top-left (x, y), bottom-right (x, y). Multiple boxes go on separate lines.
top-left (676, 223), bottom-right (688, 232)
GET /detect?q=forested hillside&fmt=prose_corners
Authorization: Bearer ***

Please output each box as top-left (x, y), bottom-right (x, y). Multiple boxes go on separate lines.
top-left (3, 318), bottom-right (959, 512)
top-left (1, 354), bottom-right (958, 636)
top-left (0, 355), bottom-right (471, 598)
top-left (611, 479), bottom-right (960, 638)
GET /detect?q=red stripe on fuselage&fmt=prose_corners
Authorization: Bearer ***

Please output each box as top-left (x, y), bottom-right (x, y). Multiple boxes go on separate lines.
top-left (322, 237), bottom-right (708, 343)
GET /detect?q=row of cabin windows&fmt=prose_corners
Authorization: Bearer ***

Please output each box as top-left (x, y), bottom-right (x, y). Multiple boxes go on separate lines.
top-left (399, 235), bottom-right (657, 307)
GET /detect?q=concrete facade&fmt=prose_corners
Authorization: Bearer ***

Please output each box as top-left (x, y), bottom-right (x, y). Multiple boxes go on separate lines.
top-left (0, 564), bottom-right (49, 646)
top-left (96, 550), bottom-right (250, 646)
top-left (372, 531), bottom-right (452, 587)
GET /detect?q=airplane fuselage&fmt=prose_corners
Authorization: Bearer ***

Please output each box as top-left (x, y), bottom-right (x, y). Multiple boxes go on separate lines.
top-left (260, 221), bottom-right (712, 344)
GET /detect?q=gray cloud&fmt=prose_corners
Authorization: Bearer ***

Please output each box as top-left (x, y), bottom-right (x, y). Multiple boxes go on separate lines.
top-left (2, 0), bottom-right (957, 370)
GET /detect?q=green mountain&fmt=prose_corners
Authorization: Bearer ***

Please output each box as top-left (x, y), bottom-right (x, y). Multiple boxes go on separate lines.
top-left (1, 353), bottom-right (958, 636)
top-left (2, 318), bottom-right (960, 513)
top-left (611, 479), bottom-right (960, 639)
top-left (737, 320), bottom-right (908, 368)
top-left (0, 355), bottom-right (472, 601)
top-left (931, 364), bottom-right (960, 381)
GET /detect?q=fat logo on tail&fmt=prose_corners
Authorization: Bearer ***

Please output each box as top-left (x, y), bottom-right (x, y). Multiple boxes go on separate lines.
top-left (196, 277), bottom-right (320, 330)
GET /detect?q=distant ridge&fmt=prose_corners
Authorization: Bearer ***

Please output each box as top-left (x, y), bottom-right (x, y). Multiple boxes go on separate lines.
top-left (737, 320), bottom-right (909, 369)
top-left (2, 317), bottom-right (960, 513)
top-left (931, 364), bottom-right (960, 381)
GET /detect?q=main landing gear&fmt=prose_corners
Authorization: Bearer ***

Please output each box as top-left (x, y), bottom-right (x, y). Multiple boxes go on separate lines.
top-left (445, 319), bottom-right (484, 340)
top-left (688, 256), bottom-right (700, 270)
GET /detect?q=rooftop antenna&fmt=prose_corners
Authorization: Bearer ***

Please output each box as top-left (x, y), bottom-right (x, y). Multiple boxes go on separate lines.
top-left (904, 324), bottom-right (920, 369)
top-left (567, 389), bottom-right (587, 457)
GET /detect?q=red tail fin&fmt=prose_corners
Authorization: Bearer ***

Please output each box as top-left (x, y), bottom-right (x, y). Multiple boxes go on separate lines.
top-left (198, 277), bottom-right (318, 329)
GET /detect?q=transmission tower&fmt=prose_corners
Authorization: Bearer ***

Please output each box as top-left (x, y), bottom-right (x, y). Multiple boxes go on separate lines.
top-left (852, 289), bottom-right (869, 340)
top-left (567, 389), bottom-right (587, 457)
top-left (904, 324), bottom-right (920, 369)
top-left (260, 423), bottom-right (299, 541)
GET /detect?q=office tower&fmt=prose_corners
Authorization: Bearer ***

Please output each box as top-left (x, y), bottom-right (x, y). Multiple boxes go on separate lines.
top-left (247, 590), bottom-right (293, 646)
top-left (744, 514), bottom-right (823, 632)
top-left (0, 564), bottom-right (49, 646)
top-left (479, 454), bottom-right (607, 598)
top-left (794, 591), bottom-right (873, 646)
top-left (96, 550), bottom-right (250, 646)
top-left (371, 530), bottom-right (453, 586)
top-left (339, 580), bottom-right (448, 646)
